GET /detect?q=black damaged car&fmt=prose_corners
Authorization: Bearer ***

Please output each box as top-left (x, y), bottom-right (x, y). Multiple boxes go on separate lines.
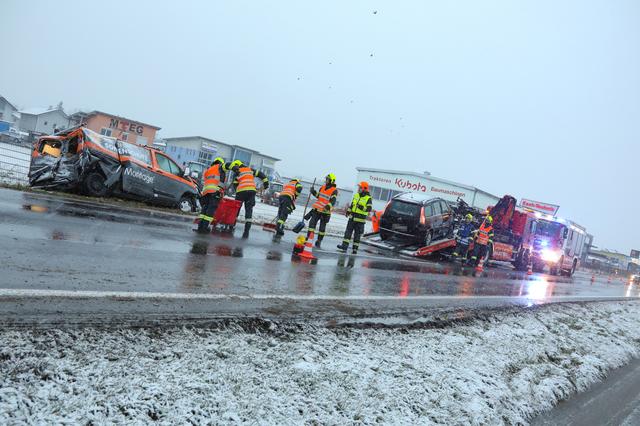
top-left (379, 193), bottom-right (454, 246)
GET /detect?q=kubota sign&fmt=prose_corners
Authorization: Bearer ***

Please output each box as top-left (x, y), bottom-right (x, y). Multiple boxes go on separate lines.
top-left (520, 198), bottom-right (560, 215)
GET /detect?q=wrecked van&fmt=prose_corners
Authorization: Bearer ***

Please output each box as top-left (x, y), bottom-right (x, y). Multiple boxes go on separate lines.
top-left (28, 126), bottom-right (199, 212)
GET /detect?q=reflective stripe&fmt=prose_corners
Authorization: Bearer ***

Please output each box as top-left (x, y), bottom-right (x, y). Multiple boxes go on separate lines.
top-left (277, 219), bottom-right (285, 225)
top-left (476, 224), bottom-right (493, 245)
top-left (236, 167), bottom-right (257, 192)
top-left (198, 214), bottom-right (213, 223)
top-left (281, 181), bottom-right (299, 199)
top-left (202, 164), bottom-right (222, 195)
top-left (312, 185), bottom-right (337, 211)
top-left (343, 239), bottom-right (352, 243)
top-left (318, 231), bottom-right (326, 236)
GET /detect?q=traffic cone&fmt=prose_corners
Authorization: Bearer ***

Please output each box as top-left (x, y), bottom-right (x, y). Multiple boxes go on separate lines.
top-left (527, 263), bottom-right (533, 276)
top-left (298, 231), bottom-right (316, 260)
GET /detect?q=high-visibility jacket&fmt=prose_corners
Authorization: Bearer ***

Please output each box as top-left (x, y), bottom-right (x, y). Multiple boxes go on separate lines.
top-left (202, 163), bottom-right (223, 195)
top-left (236, 166), bottom-right (257, 193)
top-left (312, 184), bottom-right (337, 214)
top-left (348, 192), bottom-right (372, 223)
top-left (476, 222), bottom-right (494, 246)
top-left (281, 180), bottom-right (302, 201)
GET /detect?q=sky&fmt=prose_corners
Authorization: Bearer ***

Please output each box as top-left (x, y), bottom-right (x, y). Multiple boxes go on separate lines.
top-left (2, 0), bottom-right (639, 253)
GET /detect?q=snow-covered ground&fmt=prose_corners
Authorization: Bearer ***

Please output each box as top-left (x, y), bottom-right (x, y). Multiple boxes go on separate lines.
top-left (2, 301), bottom-right (640, 424)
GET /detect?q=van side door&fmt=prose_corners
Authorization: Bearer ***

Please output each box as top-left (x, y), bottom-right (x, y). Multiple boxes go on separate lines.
top-left (152, 151), bottom-right (189, 205)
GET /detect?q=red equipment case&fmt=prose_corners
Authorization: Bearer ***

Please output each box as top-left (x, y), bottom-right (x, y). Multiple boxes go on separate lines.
top-left (213, 197), bottom-right (243, 231)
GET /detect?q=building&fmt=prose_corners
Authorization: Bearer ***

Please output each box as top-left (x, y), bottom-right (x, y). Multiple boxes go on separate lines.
top-left (356, 167), bottom-right (501, 211)
top-left (0, 95), bottom-right (18, 125)
top-left (69, 110), bottom-right (160, 146)
top-left (164, 136), bottom-right (280, 179)
top-left (17, 107), bottom-right (70, 135)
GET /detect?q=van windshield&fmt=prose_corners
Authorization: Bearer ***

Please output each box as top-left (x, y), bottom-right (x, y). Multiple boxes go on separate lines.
top-left (388, 200), bottom-right (421, 217)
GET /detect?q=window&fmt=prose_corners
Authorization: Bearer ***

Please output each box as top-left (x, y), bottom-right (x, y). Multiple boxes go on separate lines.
top-left (440, 201), bottom-right (450, 214)
top-left (380, 188), bottom-right (390, 201)
top-left (121, 133), bottom-right (129, 142)
top-left (156, 154), bottom-right (182, 176)
top-left (198, 151), bottom-right (213, 163)
top-left (432, 202), bottom-right (442, 215)
top-left (100, 128), bottom-right (112, 137)
top-left (371, 186), bottom-right (382, 200)
top-left (44, 121), bottom-right (48, 125)
top-left (233, 148), bottom-right (252, 165)
top-left (423, 204), bottom-right (434, 217)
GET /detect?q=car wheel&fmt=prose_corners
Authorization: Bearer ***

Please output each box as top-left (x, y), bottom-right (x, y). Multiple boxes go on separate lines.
top-left (83, 171), bottom-right (108, 197)
top-left (179, 195), bottom-right (195, 213)
top-left (424, 230), bottom-right (433, 247)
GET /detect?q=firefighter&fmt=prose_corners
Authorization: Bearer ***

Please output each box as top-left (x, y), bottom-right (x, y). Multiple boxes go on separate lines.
top-left (337, 181), bottom-right (372, 254)
top-left (196, 157), bottom-right (226, 233)
top-left (276, 178), bottom-right (303, 236)
top-left (229, 160), bottom-right (269, 238)
top-left (452, 213), bottom-right (475, 260)
top-left (470, 215), bottom-right (494, 266)
top-left (305, 173), bottom-right (338, 248)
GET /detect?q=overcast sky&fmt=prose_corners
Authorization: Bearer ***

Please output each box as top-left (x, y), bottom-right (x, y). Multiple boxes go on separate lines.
top-left (2, 0), bottom-right (639, 253)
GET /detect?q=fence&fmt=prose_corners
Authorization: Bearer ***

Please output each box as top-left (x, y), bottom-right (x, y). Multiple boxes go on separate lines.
top-left (0, 141), bottom-right (31, 186)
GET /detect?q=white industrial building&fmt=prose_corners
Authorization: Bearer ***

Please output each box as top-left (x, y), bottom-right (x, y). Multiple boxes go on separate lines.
top-left (356, 167), bottom-right (501, 211)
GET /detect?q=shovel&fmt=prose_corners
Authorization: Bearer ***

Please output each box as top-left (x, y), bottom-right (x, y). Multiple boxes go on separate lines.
top-left (292, 178), bottom-right (316, 233)
top-left (262, 215), bottom-right (278, 232)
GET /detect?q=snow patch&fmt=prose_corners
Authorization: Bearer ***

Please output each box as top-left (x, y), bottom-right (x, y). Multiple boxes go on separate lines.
top-left (1, 301), bottom-right (640, 424)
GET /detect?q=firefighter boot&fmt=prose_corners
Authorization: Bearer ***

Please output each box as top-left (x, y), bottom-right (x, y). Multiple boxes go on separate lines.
top-left (242, 222), bottom-right (252, 239)
top-left (336, 243), bottom-right (348, 252)
top-left (315, 235), bottom-right (323, 248)
top-left (197, 219), bottom-right (211, 234)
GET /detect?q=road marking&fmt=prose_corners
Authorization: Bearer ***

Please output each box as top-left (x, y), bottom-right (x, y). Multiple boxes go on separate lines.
top-left (0, 288), bottom-right (637, 302)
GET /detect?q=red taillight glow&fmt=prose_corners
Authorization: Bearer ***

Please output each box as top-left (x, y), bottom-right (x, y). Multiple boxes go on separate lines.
top-left (420, 207), bottom-right (426, 225)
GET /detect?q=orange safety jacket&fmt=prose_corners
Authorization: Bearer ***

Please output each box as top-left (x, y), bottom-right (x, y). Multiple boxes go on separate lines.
top-left (202, 163), bottom-right (223, 195)
top-left (236, 166), bottom-right (257, 193)
top-left (312, 184), bottom-right (337, 213)
top-left (476, 223), bottom-right (494, 245)
top-left (281, 180), bottom-right (301, 201)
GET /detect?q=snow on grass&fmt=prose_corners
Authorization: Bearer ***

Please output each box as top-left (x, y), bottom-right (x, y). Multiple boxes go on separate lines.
top-left (2, 301), bottom-right (640, 424)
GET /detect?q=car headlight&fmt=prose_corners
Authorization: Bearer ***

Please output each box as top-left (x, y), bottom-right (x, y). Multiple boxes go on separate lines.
top-left (540, 249), bottom-right (561, 263)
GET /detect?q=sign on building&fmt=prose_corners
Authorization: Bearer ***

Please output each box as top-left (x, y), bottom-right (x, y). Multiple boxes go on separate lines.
top-left (520, 198), bottom-right (560, 215)
top-left (631, 249), bottom-right (640, 259)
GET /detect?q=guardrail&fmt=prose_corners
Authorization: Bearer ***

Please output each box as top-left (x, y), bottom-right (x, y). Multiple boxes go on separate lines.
top-left (0, 141), bottom-right (31, 186)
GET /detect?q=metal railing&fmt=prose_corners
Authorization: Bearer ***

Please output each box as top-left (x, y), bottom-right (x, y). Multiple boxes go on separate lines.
top-left (0, 141), bottom-right (31, 186)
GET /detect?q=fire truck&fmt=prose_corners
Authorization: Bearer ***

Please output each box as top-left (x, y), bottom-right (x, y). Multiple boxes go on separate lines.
top-left (470, 195), bottom-right (538, 270)
top-left (529, 214), bottom-right (586, 276)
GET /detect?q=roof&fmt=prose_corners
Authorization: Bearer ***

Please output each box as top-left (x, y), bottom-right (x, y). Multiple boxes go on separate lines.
top-left (165, 136), bottom-right (281, 161)
top-left (70, 110), bottom-right (161, 130)
top-left (0, 96), bottom-right (17, 111)
top-left (396, 192), bottom-right (437, 203)
top-left (356, 167), bottom-right (500, 200)
top-left (19, 107), bottom-right (69, 118)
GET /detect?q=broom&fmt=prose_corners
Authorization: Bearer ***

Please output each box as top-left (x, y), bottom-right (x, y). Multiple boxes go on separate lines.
top-left (292, 178), bottom-right (316, 233)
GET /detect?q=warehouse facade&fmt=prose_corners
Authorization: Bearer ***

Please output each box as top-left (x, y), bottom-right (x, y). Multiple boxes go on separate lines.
top-left (356, 167), bottom-right (501, 211)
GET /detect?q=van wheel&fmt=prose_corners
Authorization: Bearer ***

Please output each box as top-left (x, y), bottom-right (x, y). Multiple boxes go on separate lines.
top-left (83, 172), bottom-right (108, 197)
top-left (179, 195), bottom-right (195, 213)
top-left (564, 259), bottom-right (577, 277)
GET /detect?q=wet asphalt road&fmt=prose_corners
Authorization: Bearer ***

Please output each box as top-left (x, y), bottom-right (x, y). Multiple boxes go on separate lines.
top-left (1, 187), bottom-right (639, 323)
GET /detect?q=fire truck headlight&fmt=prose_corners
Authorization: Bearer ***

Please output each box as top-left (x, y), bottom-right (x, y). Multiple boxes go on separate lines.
top-left (541, 249), bottom-right (561, 263)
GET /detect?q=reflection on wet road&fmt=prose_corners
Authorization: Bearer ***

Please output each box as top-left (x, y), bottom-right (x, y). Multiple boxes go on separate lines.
top-left (2, 188), bottom-right (639, 305)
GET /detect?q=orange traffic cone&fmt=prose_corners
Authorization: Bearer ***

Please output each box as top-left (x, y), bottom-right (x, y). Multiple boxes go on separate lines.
top-left (527, 263), bottom-right (533, 276)
top-left (298, 231), bottom-right (316, 260)
top-left (474, 258), bottom-right (484, 272)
